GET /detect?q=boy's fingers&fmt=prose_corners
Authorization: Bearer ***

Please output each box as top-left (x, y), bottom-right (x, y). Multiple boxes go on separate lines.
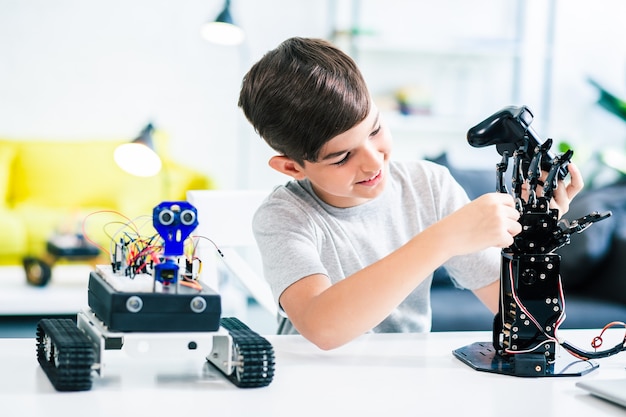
top-left (564, 162), bottom-right (584, 198)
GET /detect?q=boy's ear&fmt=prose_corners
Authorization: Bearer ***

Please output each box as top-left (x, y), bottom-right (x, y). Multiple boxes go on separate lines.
top-left (268, 155), bottom-right (307, 180)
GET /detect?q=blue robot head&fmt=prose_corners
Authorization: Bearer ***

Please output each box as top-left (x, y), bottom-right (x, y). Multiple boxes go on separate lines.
top-left (153, 201), bottom-right (199, 257)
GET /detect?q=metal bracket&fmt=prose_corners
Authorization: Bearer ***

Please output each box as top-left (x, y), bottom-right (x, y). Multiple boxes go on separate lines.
top-left (207, 333), bottom-right (234, 376)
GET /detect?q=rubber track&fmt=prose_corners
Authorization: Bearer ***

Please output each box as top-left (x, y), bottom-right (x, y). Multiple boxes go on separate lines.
top-left (219, 317), bottom-right (275, 388)
top-left (36, 319), bottom-right (95, 391)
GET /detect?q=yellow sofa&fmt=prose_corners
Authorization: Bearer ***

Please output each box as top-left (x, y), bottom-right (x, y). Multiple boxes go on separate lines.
top-left (0, 133), bottom-right (213, 268)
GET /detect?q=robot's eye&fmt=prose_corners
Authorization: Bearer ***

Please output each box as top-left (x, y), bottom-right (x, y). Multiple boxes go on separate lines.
top-left (180, 209), bottom-right (196, 226)
top-left (158, 209), bottom-right (175, 226)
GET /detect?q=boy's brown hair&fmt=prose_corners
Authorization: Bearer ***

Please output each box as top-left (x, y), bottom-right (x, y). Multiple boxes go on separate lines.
top-left (238, 37), bottom-right (370, 165)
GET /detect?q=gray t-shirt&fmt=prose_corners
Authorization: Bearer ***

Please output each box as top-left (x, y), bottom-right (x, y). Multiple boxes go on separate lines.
top-left (253, 160), bottom-right (500, 334)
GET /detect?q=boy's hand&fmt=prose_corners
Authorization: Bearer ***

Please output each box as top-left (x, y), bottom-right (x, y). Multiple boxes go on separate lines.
top-left (442, 193), bottom-right (522, 256)
top-left (550, 161), bottom-right (584, 215)
top-left (521, 162), bottom-right (584, 216)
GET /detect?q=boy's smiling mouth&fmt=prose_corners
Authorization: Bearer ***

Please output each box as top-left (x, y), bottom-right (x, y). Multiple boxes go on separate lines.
top-left (357, 170), bottom-right (382, 186)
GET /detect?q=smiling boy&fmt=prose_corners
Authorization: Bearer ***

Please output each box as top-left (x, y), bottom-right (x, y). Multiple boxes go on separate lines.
top-left (238, 37), bottom-right (583, 350)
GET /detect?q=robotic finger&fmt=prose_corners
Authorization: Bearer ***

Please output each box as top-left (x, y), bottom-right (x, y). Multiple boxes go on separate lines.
top-left (558, 211), bottom-right (613, 235)
top-left (542, 149), bottom-right (573, 201)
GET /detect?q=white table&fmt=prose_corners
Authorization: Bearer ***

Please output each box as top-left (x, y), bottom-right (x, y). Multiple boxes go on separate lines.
top-left (0, 329), bottom-right (625, 417)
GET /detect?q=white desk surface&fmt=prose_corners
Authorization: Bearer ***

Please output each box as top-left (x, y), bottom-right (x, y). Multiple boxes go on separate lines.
top-left (1, 329), bottom-right (625, 417)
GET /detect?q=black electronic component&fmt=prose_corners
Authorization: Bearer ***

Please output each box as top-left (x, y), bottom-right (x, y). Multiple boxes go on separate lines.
top-left (86, 268), bottom-right (221, 332)
top-left (467, 105), bottom-right (569, 180)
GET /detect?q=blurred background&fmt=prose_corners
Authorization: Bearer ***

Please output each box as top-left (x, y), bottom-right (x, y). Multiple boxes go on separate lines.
top-left (3, 0), bottom-right (626, 336)
top-left (2, 0), bottom-right (626, 190)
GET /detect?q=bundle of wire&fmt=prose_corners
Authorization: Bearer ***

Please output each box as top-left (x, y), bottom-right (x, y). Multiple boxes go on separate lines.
top-left (503, 261), bottom-right (626, 360)
top-left (80, 209), bottom-right (211, 291)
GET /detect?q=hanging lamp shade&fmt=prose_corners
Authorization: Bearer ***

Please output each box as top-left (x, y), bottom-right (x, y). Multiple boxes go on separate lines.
top-left (201, 0), bottom-right (245, 45)
top-left (114, 123), bottom-right (162, 177)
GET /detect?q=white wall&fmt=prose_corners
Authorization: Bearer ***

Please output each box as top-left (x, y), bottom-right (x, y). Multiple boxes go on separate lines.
top-left (549, 0), bottom-right (626, 154)
top-left (2, 0), bottom-right (626, 190)
top-left (0, 0), bottom-right (331, 190)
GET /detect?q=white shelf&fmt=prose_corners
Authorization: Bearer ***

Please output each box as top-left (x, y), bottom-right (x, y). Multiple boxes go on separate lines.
top-left (383, 111), bottom-right (472, 135)
top-left (354, 37), bottom-right (521, 59)
top-left (347, 0), bottom-right (530, 145)
top-left (382, 111), bottom-right (498, 168)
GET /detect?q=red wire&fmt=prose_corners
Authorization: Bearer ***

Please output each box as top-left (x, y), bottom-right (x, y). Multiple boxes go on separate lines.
top-left (81, 209), bottom-right (144, 257)
top-left (591, 321), bottom-right (626, 350)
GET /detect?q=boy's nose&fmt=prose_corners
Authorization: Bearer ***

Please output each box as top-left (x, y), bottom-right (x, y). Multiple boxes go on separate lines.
top-left (359, 144), bottom-right (382, 172)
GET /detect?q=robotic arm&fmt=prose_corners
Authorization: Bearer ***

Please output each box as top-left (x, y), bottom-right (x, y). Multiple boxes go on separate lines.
top-left (454, 105), bottom-right (618, 377)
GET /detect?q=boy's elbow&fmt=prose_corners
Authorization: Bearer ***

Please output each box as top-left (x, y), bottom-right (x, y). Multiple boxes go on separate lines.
top-left (307, 334), bottom-right (346, 351)
top-left (296, 322), bottom-right (351, 351)
top-left (311, 336), bottom-right (344, 351)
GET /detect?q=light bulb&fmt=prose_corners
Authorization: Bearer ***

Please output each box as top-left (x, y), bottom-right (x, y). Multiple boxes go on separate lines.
top-left (114, 143), bottom-right (162, 177)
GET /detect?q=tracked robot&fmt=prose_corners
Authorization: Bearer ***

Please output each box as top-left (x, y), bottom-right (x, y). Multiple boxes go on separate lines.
top-left (453, 105), bottom-right (625, 377)
top-left (36, 201), bottom-right (275, 391)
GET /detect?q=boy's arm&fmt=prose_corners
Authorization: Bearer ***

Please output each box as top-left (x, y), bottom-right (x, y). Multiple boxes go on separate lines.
top-left (281, 164), bottom-right (584, 351)
top-left (280, 192), bottom-right (521, 350)
top-left (471, 280), bottom-right (500, 313)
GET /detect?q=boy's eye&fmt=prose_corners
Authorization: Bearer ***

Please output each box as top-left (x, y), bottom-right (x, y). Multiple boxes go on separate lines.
top-left (371, 125), bottom-right (381, 136)
top-left (333, 153), bottom-right (351, 166)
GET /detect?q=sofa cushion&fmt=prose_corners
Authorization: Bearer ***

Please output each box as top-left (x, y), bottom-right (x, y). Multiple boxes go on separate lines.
top-left (11, 139), bottom-right (162, 211)
top-left (558, 181), bottom-right (626, 289)
top-left (0, 141), bottom-right (17, 208)
top-left (427, 152), bottom-right (497, 200)
top-left (0, 207), bottom-right (27, 262)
